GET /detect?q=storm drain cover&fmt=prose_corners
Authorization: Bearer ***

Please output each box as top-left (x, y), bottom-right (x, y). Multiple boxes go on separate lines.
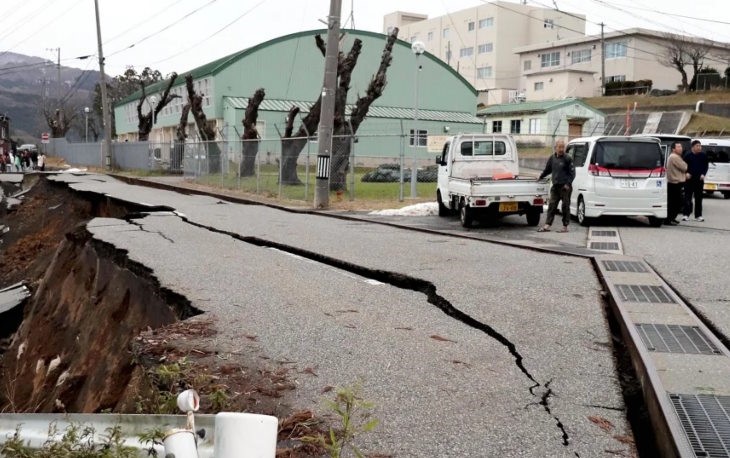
top-left (602, 260), bottom-right (648, 273)
top-left (590, 242), bottom-right (620, 250)
top-left (616, 284), bottom-right (676, 303)
top-left (592, 230), bottom-right (617, 237)
top-left (669, 394), bottom-right (730, 457)
top-left (636, 323), bottom-right (722, 355)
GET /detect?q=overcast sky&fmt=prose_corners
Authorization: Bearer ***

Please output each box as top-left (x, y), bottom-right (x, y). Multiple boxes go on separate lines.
top-left (3, 0), bottom-right (729, 76)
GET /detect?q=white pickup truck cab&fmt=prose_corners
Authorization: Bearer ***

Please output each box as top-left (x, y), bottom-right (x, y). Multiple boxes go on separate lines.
top-left (435, 134), bottom-right (548, 227)
top-left (566, 136), bottom-right (666, 226)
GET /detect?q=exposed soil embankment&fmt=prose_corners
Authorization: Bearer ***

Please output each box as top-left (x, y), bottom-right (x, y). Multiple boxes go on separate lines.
top-left (0, 178), bottom-right (301, 417)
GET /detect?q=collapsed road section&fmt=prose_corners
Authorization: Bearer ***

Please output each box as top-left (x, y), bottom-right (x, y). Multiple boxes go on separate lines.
top-left (0, 173), bottom-right (638, 456)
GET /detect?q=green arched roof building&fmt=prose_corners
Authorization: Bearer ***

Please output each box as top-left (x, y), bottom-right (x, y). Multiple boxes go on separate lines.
top-left (114, 29), bottom-right (484, 152)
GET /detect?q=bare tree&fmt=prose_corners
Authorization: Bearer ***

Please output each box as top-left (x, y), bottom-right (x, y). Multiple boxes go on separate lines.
top-left (137, 73), bottom-right (179, 141)
top-left (279, 29), bottom-right (398, 187)
top-left (240, 88), bottom-right (266, 176)
top-left (659, 33), bottom-right (711, 92)
top-left (44, 108), bottom-right (77, 138)
top-left (185, 74), bottom-right (221, 173)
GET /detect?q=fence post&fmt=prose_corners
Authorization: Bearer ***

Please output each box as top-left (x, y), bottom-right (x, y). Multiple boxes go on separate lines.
top-left (348, 120), bottom-right (355, 202)
top-left (301, 121), bottom-right (310, 202)
top-left (399, 120), bottom-right (405, 202)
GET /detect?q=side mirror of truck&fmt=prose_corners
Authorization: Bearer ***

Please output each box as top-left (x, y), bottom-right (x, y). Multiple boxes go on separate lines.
top-left (435, 155), bottom-right (445, 166)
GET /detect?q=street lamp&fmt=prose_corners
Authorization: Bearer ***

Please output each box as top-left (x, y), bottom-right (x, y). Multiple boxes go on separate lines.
top-left (84, 107), bottom-right (89, 142)
top-left (410, 40), bottom-right (425, 198)
top-left (149, 95), bottom-right (158, 142)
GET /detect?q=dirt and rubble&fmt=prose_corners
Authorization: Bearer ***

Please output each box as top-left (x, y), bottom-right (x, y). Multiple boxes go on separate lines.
top-left (0, 175), bottom-right (334, 457)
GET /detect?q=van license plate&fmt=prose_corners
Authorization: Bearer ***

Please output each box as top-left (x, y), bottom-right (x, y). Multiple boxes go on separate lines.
top-left (620, 180), bottom-right (638, 188)
top-left (705, 183), bottom-right (718, 190)
top-left (499, 201), bottom-right (518, 212)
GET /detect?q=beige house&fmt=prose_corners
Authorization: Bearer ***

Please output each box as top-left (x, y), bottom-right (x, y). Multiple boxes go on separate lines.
top-left (477, 99), bottom-right (605, 146)
top-left (514, 28), bottom-right (730, 101)
top-left (383, 2), bottom-right (586, 105)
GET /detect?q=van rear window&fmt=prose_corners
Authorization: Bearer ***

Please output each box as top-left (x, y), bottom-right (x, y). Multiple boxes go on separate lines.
top-left (703, 146), bottom-right (730, 163)
top-left (594, 141), bottom-right (662, 169)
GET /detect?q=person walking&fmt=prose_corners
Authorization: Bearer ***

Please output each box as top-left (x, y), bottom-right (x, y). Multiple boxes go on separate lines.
top-left (37, 151), bottom-right (46, 172)
top-left (682, 140), bottom-right (708, 222)
top-left (537, 139), bottom-right (575, 233)
top-left (666, 141), bottom-right (688, 225)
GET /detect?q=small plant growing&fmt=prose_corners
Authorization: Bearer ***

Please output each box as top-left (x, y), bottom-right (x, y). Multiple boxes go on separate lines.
top-left (138, 426), bottom-right (167, 457)
top-left (303, 383), bottom-right (379, 458)
top-left (0, 422), bottom-right (136, 457)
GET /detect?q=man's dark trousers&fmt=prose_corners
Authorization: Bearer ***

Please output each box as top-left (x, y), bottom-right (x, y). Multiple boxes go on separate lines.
top-left (667, 182), bottom-right (683, 221)
top-left (683, 178), bottom-right (704, 218)
top-left (545, 183), bottom-right (571, 227)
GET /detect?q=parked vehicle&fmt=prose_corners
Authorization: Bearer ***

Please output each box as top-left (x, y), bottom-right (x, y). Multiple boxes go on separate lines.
top-left (435, 134), bottom-right (548, 227)
top-left (18, 143), bottom-right (38, 153)
top-left (695, 138), bottom-right (730, 199)
top-left (566, 136), bottom-right (666, 227)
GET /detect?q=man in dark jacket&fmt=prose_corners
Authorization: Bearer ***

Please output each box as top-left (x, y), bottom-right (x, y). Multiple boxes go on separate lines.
top-left (538, 139), bottom-right (575, 232)
top-left (682, 140), bottom-right (709, 222)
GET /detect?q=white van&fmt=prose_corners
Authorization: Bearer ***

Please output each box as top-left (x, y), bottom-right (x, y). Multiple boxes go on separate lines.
top-left (566, 136), bottom-right (666, 227)
top-left (695, 138), bottom-right (730, 199)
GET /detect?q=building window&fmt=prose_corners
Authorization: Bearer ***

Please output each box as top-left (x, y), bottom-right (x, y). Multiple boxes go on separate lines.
top-left (534, 81), bottom-right (544, 91)
top-left (460, 47), bottom-right (474, 58)
top-left (529, 118), bottom-right (541, 134)
top-left (492, 120), bottom-right (502, 133)
top-left (540, 51), bottom-right (560, 68)
top-left (479, 17), bottom-right (494, 28)
top-left (427, 31), bottom-right (433, 41)
top-left (443, 28), bottom-right (449, 38)
top-left (607, 75), bottom-right (626, 82)
top-left (477, 66), bottom-right (492, 79)
top-left (478, 43), bottom-right (493, 54)
top-left (571, 48), bottom-right (591, 64)
top-left (605, 41), bottom-right (627, 58)
top-left (468, 21), bottom-right (475, 31)
top-left (523, 60), bottom-right (532, 71)
top-left (409, 129), bottom-right (428, 147)
top-left (544, 19), bottom-right (554, 29)
top-left (510, 120), bottom-right (521, 134)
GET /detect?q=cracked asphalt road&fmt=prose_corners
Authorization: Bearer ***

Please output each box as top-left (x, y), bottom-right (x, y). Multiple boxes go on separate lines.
top-left (53, 173), bottom-right (633, 457)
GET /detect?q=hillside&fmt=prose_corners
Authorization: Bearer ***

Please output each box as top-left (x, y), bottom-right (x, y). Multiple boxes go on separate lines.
top-left (582, 90), bottom-right (730, 136)
top-left (0, 52), bottom-right (99, 143)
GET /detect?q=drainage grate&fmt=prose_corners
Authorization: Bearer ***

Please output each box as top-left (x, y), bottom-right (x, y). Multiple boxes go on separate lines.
top-left (616, 284), bottom-right (676, 303)
top-left (602, 260), bottom-right (648, 273)
top-left (592, 230), bottom-right (617, 237)
top-left (636, 323), bottom-right (722, 355)
top-left (590, 242), bottom-right (620, 250)
top-left (669, 394), bottom-right (730, 457)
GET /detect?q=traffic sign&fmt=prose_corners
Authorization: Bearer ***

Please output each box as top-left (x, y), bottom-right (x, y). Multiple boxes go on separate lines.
top-left (41, 132), bottom-right (49, 144)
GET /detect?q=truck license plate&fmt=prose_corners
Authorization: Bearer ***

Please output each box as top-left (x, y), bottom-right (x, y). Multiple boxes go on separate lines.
top-left (499, 201), bottom-right (518, 212)
top-left (620, 179), bottom-right (638, 188)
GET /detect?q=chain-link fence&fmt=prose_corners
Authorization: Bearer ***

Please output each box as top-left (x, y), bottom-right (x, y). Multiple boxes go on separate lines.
top-left (160, 133), bottom-right (441, 203)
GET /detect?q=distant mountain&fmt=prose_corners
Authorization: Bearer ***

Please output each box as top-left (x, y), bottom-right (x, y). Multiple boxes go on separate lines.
top-left (0, 52), bottom-right (100, 143)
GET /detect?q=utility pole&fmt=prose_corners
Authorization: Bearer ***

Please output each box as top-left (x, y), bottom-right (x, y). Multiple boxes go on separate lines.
top-left (94, 0), bottom-right (113, 169)
top-left (314, 0), bottom-right (342, 209)
top-left (46, 47), bottom-right (63, 133)
top-left (600, 22), bottom-right (606, 96)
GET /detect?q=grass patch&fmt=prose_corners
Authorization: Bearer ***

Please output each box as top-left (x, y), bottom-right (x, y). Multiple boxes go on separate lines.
top-left (682, 112), bottom-right (730, 136)
top-left (583, 89), bottom-right (730, 110)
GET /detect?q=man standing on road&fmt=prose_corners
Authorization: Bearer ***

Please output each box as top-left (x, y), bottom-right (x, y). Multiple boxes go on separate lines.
top-left (682, 140), bottom-right (709, 222)
top-left (538, 139), bottom-right (575, 233)
top-left (666, 141), bottom-right (688, 225)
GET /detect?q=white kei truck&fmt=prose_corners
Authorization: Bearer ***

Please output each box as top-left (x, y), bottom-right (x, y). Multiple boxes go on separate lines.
top-left (435, 134), bottom-right (549, 228)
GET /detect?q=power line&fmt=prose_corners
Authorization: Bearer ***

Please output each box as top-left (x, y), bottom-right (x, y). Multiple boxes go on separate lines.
top-left (106, 0), bottom-right (220, 59)
top-left (148, 0), bottom-right (269, 67)
top-left (103, 0), bottom-right (189, 45)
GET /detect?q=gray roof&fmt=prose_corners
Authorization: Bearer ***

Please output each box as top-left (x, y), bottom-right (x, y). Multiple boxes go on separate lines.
top-left (224, 97), bottom-right (483, 124)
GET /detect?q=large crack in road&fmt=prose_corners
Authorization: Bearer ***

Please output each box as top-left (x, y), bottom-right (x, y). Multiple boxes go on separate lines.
top-left (153, 210), bottom-right (577, 453)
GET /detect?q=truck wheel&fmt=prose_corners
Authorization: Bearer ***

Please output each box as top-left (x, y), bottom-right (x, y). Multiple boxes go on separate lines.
top-left (526, 208), bottom-right (541, 226)
top-left (724, 191), bottom-right (730, 199)
top-left (437, 191), bottom-right (450, 217)
top-left (577, 198), bottom-right (592, 227)
top-left (460, 203), bottom-right (473, 228)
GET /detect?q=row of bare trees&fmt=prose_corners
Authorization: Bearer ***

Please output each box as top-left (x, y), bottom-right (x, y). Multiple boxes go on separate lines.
top-left (134, 28), bottom-right (399, 190)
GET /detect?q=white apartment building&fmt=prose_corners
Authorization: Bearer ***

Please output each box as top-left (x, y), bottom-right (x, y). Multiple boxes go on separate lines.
top-left (383, 2), bottom-right (586, 105)
top-left (515, 28), bottom-right (730, 101)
